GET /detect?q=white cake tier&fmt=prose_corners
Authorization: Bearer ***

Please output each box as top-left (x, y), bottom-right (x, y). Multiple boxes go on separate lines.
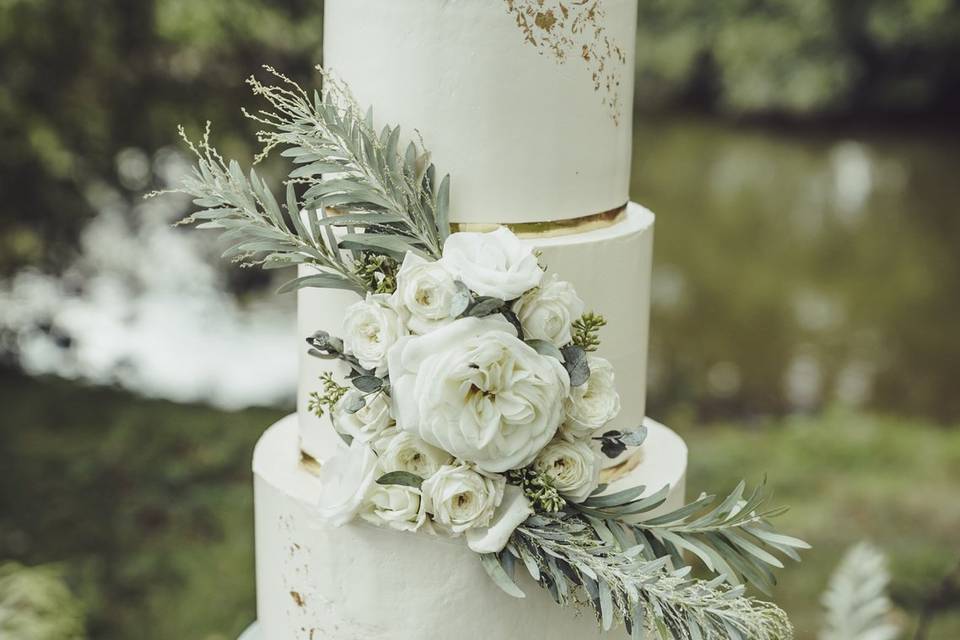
top-left (254, 414), bottom-right (687, 640)
top-left (323, 0), bottom-right (639, 225)
top-left (297, 204), bottom-right (655, 464)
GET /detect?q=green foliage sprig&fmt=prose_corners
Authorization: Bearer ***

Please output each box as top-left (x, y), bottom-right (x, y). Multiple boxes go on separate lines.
top-left (573, 480), bottom-right (810, 595)
top-left (156, 65), bottom-right (452, 297)
top-left (819, 543), bottom-right (899, 640)
top-left (486, 513), bottom-right (793, 639)
top-left (306, 372), bottom-right (349, 419)
top-left (572, 312), bottom-right (607, 352)
top-left (507, 468), bottom-right (566, 513)
top-left (355, 252), bottom-right (399, 294)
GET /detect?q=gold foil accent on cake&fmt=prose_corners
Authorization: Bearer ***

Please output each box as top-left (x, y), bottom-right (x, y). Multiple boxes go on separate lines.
top-left (452, 203), bottom-right (626, 239)
top-left (599, 447), bottom-right (645, 484)
top-left (503, 0), bottom-right (628, 125)
top-left (300, 450), bottom-right (323, 476)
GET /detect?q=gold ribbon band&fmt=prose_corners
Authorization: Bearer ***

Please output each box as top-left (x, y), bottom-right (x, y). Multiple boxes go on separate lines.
top-left (451, 203), bottom-right (628, 239)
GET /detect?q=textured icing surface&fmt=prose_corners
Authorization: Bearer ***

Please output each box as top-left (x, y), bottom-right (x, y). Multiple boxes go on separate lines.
top-left (323, 0), bottom-right (638, 224)
top-left (254, 415), bottom-right (687, 640)
top-left (297, 205), bottom-right (655, 463)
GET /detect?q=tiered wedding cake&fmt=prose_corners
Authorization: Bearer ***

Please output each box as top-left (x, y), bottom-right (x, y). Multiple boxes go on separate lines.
top-left (251, 1), bottom-right (686, 638)
top-left (166, 0), bottom-right (806, 638)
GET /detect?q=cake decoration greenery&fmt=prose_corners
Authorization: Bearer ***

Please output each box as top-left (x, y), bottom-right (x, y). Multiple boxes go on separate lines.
top-left (167, 66), bottom-right (809, 639)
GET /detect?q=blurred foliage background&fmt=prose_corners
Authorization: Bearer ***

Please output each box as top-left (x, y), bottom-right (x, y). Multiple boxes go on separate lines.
top-left (1, 1), bottom-right (958, 639)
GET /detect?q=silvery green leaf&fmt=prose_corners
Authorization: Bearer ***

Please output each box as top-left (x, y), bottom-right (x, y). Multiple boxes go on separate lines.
top-left (525, 339), bottom-right (565, 362)
top-left (450, 281), bottom-right (472, 317)
top-left (338, 233), bottom-right (426, 259)
top-left (276, 273), bottom-right (362, 295)
top-left (436, 174), bottom-right (451, 240)
top-left (314, 212), bottom-right (405, 227)
top-left (583, 485), bottom-right (649, 509)
top-left (561, 344), bottom-right (590, 386)
top-left (344, 394), bottom-right (366, 414)
top-left (600, 438), bottom-right (627, 460)
top-left (620, 426), bottom-right (649, 448)
top-left (466, 297), bottom-right (505, 318)
top-left (376, 471), bottom-right (424, 489)
top-left (351, 376), bottom-right (384, 393)
top-left (481, 554), bottom-right (526, 599)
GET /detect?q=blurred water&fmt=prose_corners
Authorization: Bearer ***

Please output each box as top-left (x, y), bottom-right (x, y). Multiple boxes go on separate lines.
top-left (1, 117), bottom-right (958, 422)
top-left (0, 150), bottom-right (297, 410)
top-left (636, 116), bottom-right (960, 422)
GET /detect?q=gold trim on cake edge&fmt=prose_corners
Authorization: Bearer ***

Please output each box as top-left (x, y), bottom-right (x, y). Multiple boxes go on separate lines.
top-left (451, 203), bottom-right (627, 239)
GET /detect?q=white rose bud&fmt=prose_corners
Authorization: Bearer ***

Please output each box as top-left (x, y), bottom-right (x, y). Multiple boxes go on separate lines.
top-left (422, 464), bottom-right (505, 535)
top-left (342, 293), bottom-right (407, 376)
top-left (440, 227), bottom-right (543, 300)
top-left (331, 391), bottom-right (393, 444)
top-left (563, 356), bottom-right (621, 440)
top-left (394, 252), bottom-right (460, 334)
top-left (533, 438), bottom-right (603, 503)
top-left (314, 440), bottom-right (379, 527)
top-left (375, 428), bottom-right (454, 478)
top-left (512, 274), bottom-right (585, 346)
top-left (388, 317), bottom-right (570, 473)
top-left (360, 483), bottom-right (429, 532)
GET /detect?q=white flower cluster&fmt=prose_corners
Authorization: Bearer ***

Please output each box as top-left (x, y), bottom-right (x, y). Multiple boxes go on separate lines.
top-left (314, 227), bottom-right (622, 554)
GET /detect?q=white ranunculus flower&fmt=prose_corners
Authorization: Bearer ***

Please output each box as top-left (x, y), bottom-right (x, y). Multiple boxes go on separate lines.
top-left (314, 440), bottom-right (379, 527)
top-left (466, 485), bottom-right (533, 554)
top-left (563, 356), bottom-right (621, 439)
top-left (533, 438), bottom-right (603, 503)
top-left (375, 428), bottom-right (454, 478)
top-left (394, 252), bottom-right (460, 334)
top-left (388, 317), bottom-right (570, 472)
top-left (342, 293), bottom-right (407, 376)
top-left (360, 483), bottom-right (429, 532)
top-left (331, 391), bottom-right (393, 444)
top-left (440, 227), bottom-right (543, 300)
top-left (512, 274), bottom-right (585, 346)
top-left (422, 464), bottom-right (505, 535)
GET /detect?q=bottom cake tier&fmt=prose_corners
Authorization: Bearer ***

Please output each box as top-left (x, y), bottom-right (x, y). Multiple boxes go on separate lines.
top-left (253, 414), bottom-right (688, 640)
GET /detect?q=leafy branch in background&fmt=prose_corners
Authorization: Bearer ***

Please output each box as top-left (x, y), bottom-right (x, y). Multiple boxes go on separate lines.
top-left (572, 480), bottom-right (810, 595)
top-left (486, 513), bottom-right (793, 640)
top-left (819, 543), bottom-right (900, 640)
top-left (154, 66), bottom-right (452, 296)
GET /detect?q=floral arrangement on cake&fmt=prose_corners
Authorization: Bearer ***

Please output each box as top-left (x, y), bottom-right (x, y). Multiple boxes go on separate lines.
top-left (160, 67), bottom-right (809, 640)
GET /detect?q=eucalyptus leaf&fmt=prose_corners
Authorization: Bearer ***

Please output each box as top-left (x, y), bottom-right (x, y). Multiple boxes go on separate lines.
top-left (466, 297), bottom-right (505, 318)
top-left (351, 376), bottom-right (384, 393)
top-left (450, 281), bottom-right (472, 317)
top-left (481, 554), bottom-right (526, 599)
top-left (376, 471), bottom-right (424, 489)
top-left (560, 344), bottom-right (590, 386)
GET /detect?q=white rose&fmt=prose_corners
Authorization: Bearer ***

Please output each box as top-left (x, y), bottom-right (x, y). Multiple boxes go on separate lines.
top-left (388, 317), bottom-right (570, 472)
top-left (533, 438), bottom-right (603, 503)
top-left (563, 356), bottom-right (621, 439)
top-left (314, 440), bottom-right (379, 527)
top-left (422, 464), bottom-right (505, 535)
top-left (360, 483), bottom-right (429, 532)
top-left (394, 252), bottom-right (460, 334)
top-left (375, 428), bottom-right (454, 478)
top-left (440, 227), bottom-right (543, 300)
top-left (342, 293), bottom-right (407, 376)
top-left (331, 391), bottom-right (393, 444)
top-left (512, 274), bottom-right (585, 346)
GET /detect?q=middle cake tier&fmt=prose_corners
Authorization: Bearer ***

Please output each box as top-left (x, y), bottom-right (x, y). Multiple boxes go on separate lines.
top-left (297, 204), bottom-right (655, 463)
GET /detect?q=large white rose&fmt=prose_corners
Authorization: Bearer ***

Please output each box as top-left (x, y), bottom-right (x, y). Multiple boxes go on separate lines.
top-left (533, 438), bottom-right (603, 503)
top-left (388, 317), bottom-right (570, 472)
top-left (440, 227), bottom-right (543, 300)
top-left (512, 274), bottom-right (585, 346)
top-left (422, 464), bottom-right (505, 535)
top-left (314, 440), bottom-right (379, 527)
top-left (342, 293), bottom-right (407, 376)
top-left (360, 483), bottom-right (429, 532)
top-left (563, 356), bottom-right (621, 439)
top-left (374, 427), bottom-right (453, 478)
top-left (331, 391), bottom-right (393, 444)
top-left (394, 252), bottom-right (460, 334)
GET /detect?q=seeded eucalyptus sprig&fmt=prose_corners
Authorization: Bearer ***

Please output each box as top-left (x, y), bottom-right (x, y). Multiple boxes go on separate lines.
top-left (571, 312), bottom-right (607, 352)
top-left (486, 513), bottom-right (794, 639)
top-left (307, 372), bottom-right (349, 419)
top-left (572, 481), bottom-right (810, 595)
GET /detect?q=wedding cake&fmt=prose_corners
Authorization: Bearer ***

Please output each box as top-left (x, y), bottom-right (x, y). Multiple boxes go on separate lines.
top-left (169, 1), bottom-right (807, 638)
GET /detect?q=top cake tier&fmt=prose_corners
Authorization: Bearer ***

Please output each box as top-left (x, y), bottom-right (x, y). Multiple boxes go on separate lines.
top-left (323, 0), bottom-right (638, 225)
